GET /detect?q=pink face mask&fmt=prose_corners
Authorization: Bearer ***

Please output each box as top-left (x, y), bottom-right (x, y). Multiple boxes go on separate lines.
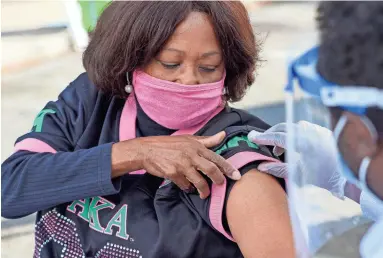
top-left (132, 70), bottom-right (226, 130)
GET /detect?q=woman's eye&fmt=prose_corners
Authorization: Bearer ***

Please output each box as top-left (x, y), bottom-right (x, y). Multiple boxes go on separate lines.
top-left (200, 66), bottom-right (217, 73)
top-left (160, 62), bottom-right (180, 69)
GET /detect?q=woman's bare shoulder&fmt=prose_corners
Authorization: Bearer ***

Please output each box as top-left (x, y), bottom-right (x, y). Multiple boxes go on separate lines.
top-left (226, 169), bottom-right (295, 258)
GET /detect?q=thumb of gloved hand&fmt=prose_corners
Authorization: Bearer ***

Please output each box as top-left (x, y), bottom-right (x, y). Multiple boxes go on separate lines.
top-left (248, 128), bottom-right (286, 156)
top-left (257, 161), bottom-right (288, 178)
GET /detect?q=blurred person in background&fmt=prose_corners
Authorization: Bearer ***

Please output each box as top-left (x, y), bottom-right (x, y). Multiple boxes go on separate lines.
top-left (249, 1), bottom-right (383, 257)
top-left (64, 0), bottom-right (89, 51)
top-left (64, 0), bottom-right (110, 51)
top-left (1, 2), bottom-right (295, 258)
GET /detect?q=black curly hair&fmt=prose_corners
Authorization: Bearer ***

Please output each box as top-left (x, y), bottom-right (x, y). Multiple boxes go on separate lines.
top-left (316, 1), bottom-right (383, 131)
top-left (317, 1), bottom-right (383, 88)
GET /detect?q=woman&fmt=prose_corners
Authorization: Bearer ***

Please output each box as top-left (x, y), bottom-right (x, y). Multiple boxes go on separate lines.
top-left (1, 2), bottom-right (294, 257)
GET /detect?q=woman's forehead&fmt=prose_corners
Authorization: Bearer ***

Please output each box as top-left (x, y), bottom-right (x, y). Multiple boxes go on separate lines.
top-left (162, 12), bottom-right (222, 56)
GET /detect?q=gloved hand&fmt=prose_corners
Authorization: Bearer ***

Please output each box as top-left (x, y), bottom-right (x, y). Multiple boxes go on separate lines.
top-left (360, 217), bottom-right (383, 258)
top-left (248, 121), bottom-right (347, 199)
top-left (360, 190), bottom-right (383, 222)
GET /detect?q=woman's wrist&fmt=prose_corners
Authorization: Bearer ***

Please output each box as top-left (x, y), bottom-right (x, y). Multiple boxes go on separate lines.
top-left (111, 139), bottom-right (145, 178)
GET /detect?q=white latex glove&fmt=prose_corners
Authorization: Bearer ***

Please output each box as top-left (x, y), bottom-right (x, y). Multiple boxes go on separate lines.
top-left (248, 121), bottom-right (346, 199)
top-left (360, 218), bottom-right (383, 258)
top-left (360, 190), bottom-right (383, 222)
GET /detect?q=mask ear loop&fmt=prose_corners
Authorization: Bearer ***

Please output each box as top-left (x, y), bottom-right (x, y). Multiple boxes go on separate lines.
top-left (333, 114), bottom-right (348, 142)
top-left (358, 156), bottom-right (371, 185)
top-left (358, 116), bottom-right (378, 192)
top-left (360, 116), bottom-right (379, 143)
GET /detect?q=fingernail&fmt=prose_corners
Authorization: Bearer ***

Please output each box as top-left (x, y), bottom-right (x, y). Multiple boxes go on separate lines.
top-left (257, 164), bottom-right (270, 171)
top-left (231, 170), bottom-right (241, 180)
top-left (198, 189), bottom-right (208, 199)
top-left (248, 131), bottom-right (261, 141)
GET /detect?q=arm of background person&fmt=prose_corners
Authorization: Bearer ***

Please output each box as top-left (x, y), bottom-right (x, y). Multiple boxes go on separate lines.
top-left (226, 169), bottom-right (295, 258)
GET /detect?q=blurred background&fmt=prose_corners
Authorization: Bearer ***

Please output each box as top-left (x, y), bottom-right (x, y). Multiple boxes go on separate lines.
top-left (1, 1), bottom-right (319, 257)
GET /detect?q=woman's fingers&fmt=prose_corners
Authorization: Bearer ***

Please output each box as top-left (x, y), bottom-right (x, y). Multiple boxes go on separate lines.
top-left (141, 133), bottom-right (242, 199)
top-left (193, 156), bottom-right (225, 185)
top-left (190, 132), bottom-right (241, 180)
top-left (171, 173), bottom-right (192, 191)
top-left (184, 168), bottom-right (210, 199)
top-left (199, 148), bottom-right (241, 180)
top-left (195, 131), bottom-right (226, 148)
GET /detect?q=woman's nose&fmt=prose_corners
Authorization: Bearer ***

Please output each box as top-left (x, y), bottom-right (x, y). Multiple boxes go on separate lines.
top-left (177, 67), bottom-right (199, 85)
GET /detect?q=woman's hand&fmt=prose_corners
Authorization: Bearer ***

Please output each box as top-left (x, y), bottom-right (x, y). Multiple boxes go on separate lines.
top-left (112, 132), bottom-right (241, 199)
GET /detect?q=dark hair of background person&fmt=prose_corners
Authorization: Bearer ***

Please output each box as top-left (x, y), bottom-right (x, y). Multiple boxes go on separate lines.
top-left (83, 1), bottom-right (260, 102)
top-left (316, 1), bottom-right (383, 131)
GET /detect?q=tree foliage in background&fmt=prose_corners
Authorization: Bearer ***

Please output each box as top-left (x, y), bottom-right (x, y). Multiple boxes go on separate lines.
top-left (78, 1), bottom-right (110, 32)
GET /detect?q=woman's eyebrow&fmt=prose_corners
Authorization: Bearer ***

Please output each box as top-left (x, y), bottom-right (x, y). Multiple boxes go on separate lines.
top-left (162, 48), bottom-right (221, 59)
top-left (163, 48), bottom-right (184, 54)
top-left (200, 51), bottom-right (221, 58)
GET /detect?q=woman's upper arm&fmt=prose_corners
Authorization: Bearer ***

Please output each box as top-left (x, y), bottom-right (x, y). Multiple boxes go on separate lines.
top-left (14, 73), bottom-right (96, 153)
top-left (226, 169), bottom-right (295, 258)
top-left (1, 74), bottom-right (122, 218)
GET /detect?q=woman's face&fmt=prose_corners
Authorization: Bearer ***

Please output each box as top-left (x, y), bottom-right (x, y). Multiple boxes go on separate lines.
top-left (143, 11), bottom-right (225, 85)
